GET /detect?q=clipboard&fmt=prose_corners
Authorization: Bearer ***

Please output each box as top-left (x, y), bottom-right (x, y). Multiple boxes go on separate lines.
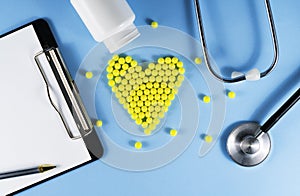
top-left (0, 19), bottom-right (103, 195)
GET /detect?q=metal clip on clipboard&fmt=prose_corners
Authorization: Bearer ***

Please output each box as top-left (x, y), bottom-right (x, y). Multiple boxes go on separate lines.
top-left (194, 0), bottom-right (279, 83)
top-left (35, 48), bottom-right (93, 139)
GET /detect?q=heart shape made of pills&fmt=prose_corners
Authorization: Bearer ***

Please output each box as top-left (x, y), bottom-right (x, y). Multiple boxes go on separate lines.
top-left (106, 55), bottom-right (185, 135)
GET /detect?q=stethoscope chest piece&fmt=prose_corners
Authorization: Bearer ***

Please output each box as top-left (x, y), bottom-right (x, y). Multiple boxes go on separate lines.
top-left (227, 122), bottom-right (271, 167)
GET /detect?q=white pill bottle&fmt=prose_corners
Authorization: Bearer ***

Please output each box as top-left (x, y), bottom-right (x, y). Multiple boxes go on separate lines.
top-left (70, 0), bottom-right (140, 53)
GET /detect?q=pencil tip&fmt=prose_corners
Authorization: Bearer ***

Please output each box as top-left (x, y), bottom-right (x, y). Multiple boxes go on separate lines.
top-left (39, 164), bottom-right (56, 173)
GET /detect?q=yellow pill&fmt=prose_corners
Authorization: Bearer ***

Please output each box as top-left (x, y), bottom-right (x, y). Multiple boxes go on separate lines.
top-left (146, 117), bottom-right (153, 124)
top-left (85, 71), bottom-right (93, 79)
top-left (146, 82), bottom-right (153, 89)
top-left (120, 70), bottom-right (126, 76)
top-left (204, 135), bottom-right (213, 143)
top-left (151, 88), bottom-right (157, 95)
top-left (158, 57), bottom-right (165, 64)
top-left (175, 81), bottom-right (182, 87)
top-left (144, 129), bottom-right (152, 135)
top-left (136, 90), bottom-right (142, 97)
top-left (138, 84), bottom-right (145, 91)
top-left (148, 124), bottom-right (156, 131)
top-left (137, 100), bottom-right (143, 107)
top-left (168, 82), bottom-right (175, 88)
top-left (114, 63), bottom-right (121, 70)
top-left (125, 73), bottom-right (132, 80)
top-left (123, 103), bottom-right (129, 109)
top-left (165, 70), bottom-right (171, 76)
top-left (194, 57), bottom-right (202, 64)
top-left (128, 108), bottom-right (134, 115)
top-left (134, 141), bottom-right (143, 150)
top-left (126, 96), bottom-right (132, 103)
top-left (106, 66), bottom-right (113, 73)
top-left (122, 63), bottom-right (129, 70)
top-left (228, 91), bottom-right (236, 99)
top-left (113, 70), bottom-right (119, 76)
top-left (132, 73), bottom-right (138, 79)
top-left (141, 95), bottom-right (147, 101)
top-left (141, 122), bottom-right (149, 129)
top-left (203, 95), bottom-right (211, 103)
top-left (148, 94), bottom-right (154, 101)
top-left (115, 76), bottom-right (121, 84)
top-left (125, 56), bottom-right (132, 63)
top-left (118, 84), bottom-right (125, 91)
top-left (135, 107), bottom-right (141, 113)
top-left (130, 101), bottom-right (136, 108)
top-left (115, 91), bottom-right (122, 99)
top-left (156, 76), bottom-right (162, 83)
top-left (161, 94), bottom-right (168, 100)
top-left (165, 100), bottom-right (171, 106)
top-left (108, 59), bottom-right (114, 66)
top-left (135, 66), bottom-right (142, 72)
top-left (165, 57), bottom-right (172, 64)
top-left (111, 86), bottom-right (118, 92)
top-left (118, 57), bottom-right (125, 64)
top-left (143, 89), bottom-right (150, 95)
top-left (139, 72), bottom-right (145, 78)
top-left (176, 61), bottom-right (183, 68)
top-left (136, 78), bottom-right (143, 85)
top-left (149, 76), bottom-right (156, 82)
top-left (170, 129), bottom-right (177, 137)
top-left (133, 84), bottom-right (139, 90)
top-left (157, 88), bottom-right (164, 94)
top-left (135, 118), bottom-right (142, 125)
top-left (153, 118), bottom-right (160, 125)
top-left (177, 75), bottom-right (185, 82)
top-left (131, 60), bottom-right (138, 67)
top-left (126, 85), bottom-right (132, 91)
top-left (155, 64), bottom-right (162, 70)
top-left (119, 97), bottom-right (126, 104)
top-left (129, 79), bottom-right (135, 85)
top-left (143, 77), bottom-right (149, 83)
top-left (169, 64), bottom-right (176, 70)
top-left (178, 67), bottom-right (185, 74)
top-left (168, 93), bottom-right (175, 101)
top-left (145, 69), bottom-right (152, 76)
top-left (155, 105), bottom-right (161, 112)
top-left (139, 112), bottom-right (145, 119)
top-left (151, 21), bottom-right (158, 28)
top-left (133, 96), bottom-right (139, 102)
top-left (122, 91), bottom-right (129, 97)
top-left (172, 88), bottom-right (178, 94)
top-left (148, 63), bottom-right (155, 70)
top-left (162, 64), bottom-right (168, 70)
top-left (141, 106), bottom-right (148, 112)
top-left (152, 112), bottom-right (158, 118)
top-left (164, 88), bottom-right (171, 94)
top-left (130, 90), bottom-right (136, 96)
top-left (131, 113), bottom-right (138, 120)
top-left (157, 100), bottom-right (164, 106)
top-left (172, 57), bottom-right (179, 64)
top-left (172, 69), bottom-right (179, 76)
top-left (153, 82), bottom-right (160, 89)
top-left (107, 73), bottom-right (113, 80)
top-left (145, 112), bottom-right (151, 118)
top-left (108, 80), bottom-right (115, 87)
top-left (152, 70), bottom-right (158, 76)
top-left (121, 79), bottom-right (128, 85)
top-left (163, 106), bottom-right (168, 112)
top-left (148, 106), bottom-right (154, 112)
top-left (155, 94), bottom-right (161, 100)
top-left (112, 54), bottom-right (119, 61)
top-left (128, 67), bottom-right (135, 73)
top-left (158, 112), bottom-right (165, 118)
top-left (158, 70), bottom-right (165, 77)
top-left (96, 120), bottom-right (103, 127)
top-left (169, 75), bottom-right (176, 82)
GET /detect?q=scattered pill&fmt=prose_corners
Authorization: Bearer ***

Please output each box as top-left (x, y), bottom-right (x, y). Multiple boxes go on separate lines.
top-left (194, 57), bottom-right (202, 64)
top-left (203, 95), bottom-right (211, 103)
top-left (204, 135), bottom-right (213, 143)
top-left (134, 141), bottom-right (143, 149)
top-left (85, 71), bottom-right (93, 79)
top-left (227, 91), bottom-right (236, 99)
top-left (96, 120), bottom-right (103, 127)
top-left (170, 129), bottom-right (178, 136)
top-left (151, 21), bottom-right (159, 28)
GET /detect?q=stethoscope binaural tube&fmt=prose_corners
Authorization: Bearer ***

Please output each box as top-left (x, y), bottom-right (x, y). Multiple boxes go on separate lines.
top-left (194, 0), bottom-right (279, 83)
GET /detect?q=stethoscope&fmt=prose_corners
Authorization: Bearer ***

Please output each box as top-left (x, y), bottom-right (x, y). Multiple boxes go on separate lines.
top-left (194, 0), bottom-right (279, 83)
top-left (227, 88), bottom-right (300, 167)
